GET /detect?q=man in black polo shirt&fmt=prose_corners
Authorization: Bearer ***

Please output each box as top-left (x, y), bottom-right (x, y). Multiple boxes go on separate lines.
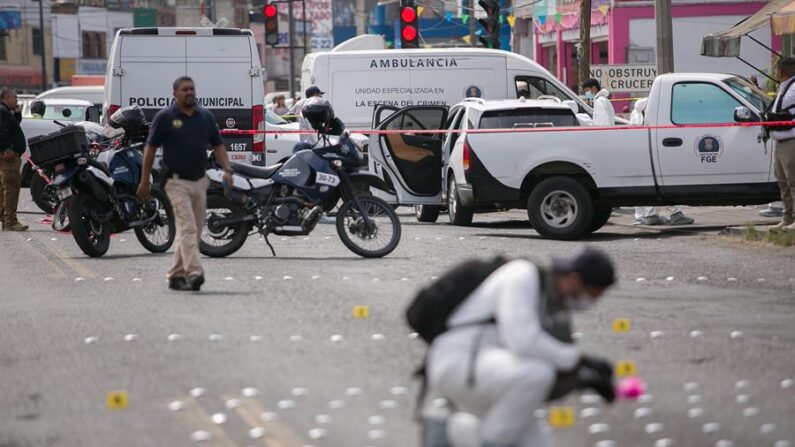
top-left (137, 76), bottom-right (234, 291)
top-left (0, 86), bottom-right (28, 232)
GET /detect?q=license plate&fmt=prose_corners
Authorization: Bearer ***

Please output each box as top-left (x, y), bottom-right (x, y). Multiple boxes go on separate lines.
top-left (56, 188), bottom-right (72, 200)
top-left (315, 172), bottom-right (340, 187)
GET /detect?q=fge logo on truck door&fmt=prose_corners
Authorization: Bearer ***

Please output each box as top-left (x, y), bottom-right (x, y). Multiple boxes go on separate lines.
top-left (694, 135), bottom-right (724, 163)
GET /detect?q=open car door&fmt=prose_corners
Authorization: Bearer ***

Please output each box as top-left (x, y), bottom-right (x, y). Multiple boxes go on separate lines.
top-left (368, 105), bottom-right (448, 205)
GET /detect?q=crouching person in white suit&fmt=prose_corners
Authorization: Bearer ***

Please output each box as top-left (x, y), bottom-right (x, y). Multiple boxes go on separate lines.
top-left (426, 247), bottom-right (617, 447)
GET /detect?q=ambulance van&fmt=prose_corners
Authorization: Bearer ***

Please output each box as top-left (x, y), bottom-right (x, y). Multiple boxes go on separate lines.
top-left (103, 27), bottom-right (266, 164)
top-left (300, 47), bottom-right (594, 129)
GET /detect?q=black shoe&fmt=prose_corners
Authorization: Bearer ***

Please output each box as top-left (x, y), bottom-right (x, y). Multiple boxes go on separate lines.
top-left (168, 276), bottom-right (187, 291)
top-left (186, 274), bottom-right (205, 291)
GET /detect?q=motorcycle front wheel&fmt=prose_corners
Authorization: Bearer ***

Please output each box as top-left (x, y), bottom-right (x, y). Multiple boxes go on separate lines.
top-left (199, 194), bottom-right (249, 258)
top-left (336, 195), bottom-right (401, 258)
top-left (134, 188), bottom-right (176, 253)
top-left (68, 194), bottom-right (111, 257)
top-left (52, 199), bottom-right (70, 232)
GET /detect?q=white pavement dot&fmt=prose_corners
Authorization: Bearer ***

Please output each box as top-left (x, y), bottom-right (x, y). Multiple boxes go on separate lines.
top-left (260, 412), bottom-right (279, 422)
top-left (651, 331), bottom-right (664, 338)
top-left (208, 334), bottom-right (223, 341)
top-left (479, 236), bottom-right (486, 240)
top-left (697, 276), bottom-right (708, 281)
top-left (367, 430), bottom-right (385, 440)
top-left (645, 423), bottom-right (664, 434)
top-left (120, 238), bottom-right (126, 242)
top-left (687, 395), bottom-right (702, 405)
top-left (390, 386), bottom-right (408, 396)
top-left (50, 237), bottom-right (57, 241)
top-left (581, 394), bottom-right (601, 405)
top-left (761, 424), bottom-right (777, 434)
top-left (277, 400), bottom-right (296, 409)
top-left (372, 278), bottom-right (380, 282)
top-left (290, 335), bottom-right (303, 342)
top-left (312, 275), bottom-right (321, 280)
top-left (371, 334), bottom-right (385, 341)
top-left (132, 278), bottom-right (142, 282)
top-left (715, 441), bottom-right (734, 447)
top-left (329, 400), bottom-right (346, 409)
top-left (588, 423), bottom-right (610, 434)
top-left (703, 423), bottom-right (721, 433)
top-left (431, 276), bottom-right (439, 280)
top-left (345, 387), bottom-right (363, 396)
top-left (572, 332), bottom-right (583, 340)
top-left (292, 387), bottom-right (309, 397)
top-left (684, 382), bottom-right (699, 392)
top-left (168, 401), bottom-right (186, 412)
top-left (342, 277), bottom-right (350, 281)
top-left (594, 441), bottom-right (616, 447)
top-left (730, 331), bottom-right (744, 339)
top-left (75, 277), bottom-right (85, 282)
top-left (224, 277), bottom-right (234, 281)
top-left (249, 427), bottom-right (267, 439)
top-left (409, 332), bottom-right (419, 340)
top-left (211, 413), bottom-right (227, 424)
top-left (780, 379), bottom-right (794, 389)
top-left (774, 441), bottom-right (793, 447)
top-left (104, 277), bottom-right (115, 282)
top-left (379, 400), bottom-right (398, 409)
top-left (330, 335), bottom-right (343, 342)
top-left (435, 237), bottom-right (442, 241)
top-left (190, 430), bottom-right (212, 442)
top-left (283, 275), bottom-right (293, 280)
top-left (533, 409), bottom-right (548, 419)
top-left (26, 238), bottom-right (33, 242)
top-left (83, 337), bottom-right (98, 344)
top-left (369, 415), bottom-right (386, 425)
top-left (727, 277), bottom-right (738, 282)
top-left (735, 380), bottom-right (751, 390)
top-left (736, 395), bottom-right (750, 404)
top-left (581, 407), bottom-right (601, 418)
top-left (743, 407), bottom-right (759, 417)
top-left (688, 408), bottom-right (704, 418)
top-left (249, 335), bottom-right (263, 342)
top-left (636, 277), bottom-right (647, 282)
top-left (655, 439), bottom-right (674, 447)
top-left (459, 237), bottom-right (465, 240)
top-left (225, 399), bottom-right (241, 409)
top-left (315, 414), bottom-right (332, 424)
top-left (254, 276), bottom-right (263, 280)
top-left (634, 408), bottom-right (653, 418)
top-left (308, 428), bottom-right (327, 440)
top-left (303, 237), bottom-right (310, 241)
top-left (242, 387), bottom-right (259, 397)
top-left (666, 276), bottom-right (675, 281)
top-left (124, 334), bottom-right (138, 342)
top-left (190, 388), bottom-right (208, 398)
top-left (401, 277), bottom-right (409, 281)
top-left (689, 330), bottom-right (703, 338)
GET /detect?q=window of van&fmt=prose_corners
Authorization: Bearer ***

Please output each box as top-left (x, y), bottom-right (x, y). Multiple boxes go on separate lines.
top-left (478, 108), bottom-right (579, 129)
top-left (515, 77), bottom-right (570, 102)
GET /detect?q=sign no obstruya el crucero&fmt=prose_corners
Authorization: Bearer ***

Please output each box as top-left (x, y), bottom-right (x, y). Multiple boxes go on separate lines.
top-left (589, 65), bottom-right (657, 93)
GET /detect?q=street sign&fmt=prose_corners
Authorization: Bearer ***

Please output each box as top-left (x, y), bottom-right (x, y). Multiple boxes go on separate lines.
top-left (589, 64), bottom-right (657, 93)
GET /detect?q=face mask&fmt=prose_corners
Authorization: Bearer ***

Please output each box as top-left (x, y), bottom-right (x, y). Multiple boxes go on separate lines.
top-left (585, 91), bottom-right (595, 100)
top-left (566, 297), bottom-right (595, 312)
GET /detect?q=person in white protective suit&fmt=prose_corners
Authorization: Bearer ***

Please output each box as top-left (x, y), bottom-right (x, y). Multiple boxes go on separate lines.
top-left (629, 98), bottom-right (695, 225)
top-left (581, 78), bottom-right (614, 126)
top-left (427, 247), bottom-right (616, 447)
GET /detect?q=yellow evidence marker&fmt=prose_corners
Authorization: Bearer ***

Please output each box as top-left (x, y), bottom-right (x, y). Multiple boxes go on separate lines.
top-left (548, 406), bottom-right (575, 428)
top-left (616, 360), bottom-right (637, 377)
top-left (353, 306), bottom-right (369, 319)
top-left (106, 391), bottom-right (129, 409)
top-left (612, 319), bottom-right (631, 333)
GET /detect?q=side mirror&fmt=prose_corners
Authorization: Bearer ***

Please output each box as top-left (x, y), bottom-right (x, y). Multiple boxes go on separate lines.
top-left (562, 100), bottom-right (578, 114)
top-left (86, 106), bottom-right (101, 123)
top-left (734, 106), bottom-right (754, 122)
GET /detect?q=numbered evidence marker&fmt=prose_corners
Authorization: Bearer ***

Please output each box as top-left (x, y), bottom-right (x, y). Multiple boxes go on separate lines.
top-left (106, 391), bottom-right (129, 410)
top-left (616, 360), bottom-right (637, 378)
top-left (353, 306), bottom-right (369, 319)
top-left (613, 319), bottom-right (631, 333)
top-left (548, 406), bottom-right (576, 428)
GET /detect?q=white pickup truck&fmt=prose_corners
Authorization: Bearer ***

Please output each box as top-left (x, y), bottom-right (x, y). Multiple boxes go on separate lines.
top-left (368, 73), bottom-right (778, 240)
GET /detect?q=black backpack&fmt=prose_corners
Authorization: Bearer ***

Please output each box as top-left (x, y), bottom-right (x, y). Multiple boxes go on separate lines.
top-left (406, 256), bottom-right (509, 344)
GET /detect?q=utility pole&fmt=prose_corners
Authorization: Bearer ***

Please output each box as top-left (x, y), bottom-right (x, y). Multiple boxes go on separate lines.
top-left (469, 0), bottom-right (476, 47)
top-left (577, 0), bottom-right (591, 90)
top-left (655, 0), bottom-right (674, 74)
top-left (288, 0), bottom-right (295, 99)
top-left (36, 0), bottom-right (47, 91)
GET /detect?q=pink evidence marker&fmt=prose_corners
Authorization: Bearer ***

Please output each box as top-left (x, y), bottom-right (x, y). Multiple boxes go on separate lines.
top-left (617, 376), bottom-right (646, 399)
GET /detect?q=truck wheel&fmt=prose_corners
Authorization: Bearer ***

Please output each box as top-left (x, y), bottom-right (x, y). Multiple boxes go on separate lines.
top-left (587, 207), bottom-right (613, 234)
top-left (415, 205), bottom-right (441, 223)
top-left (527, 176), bottom-right (593, 240)
top-left (447, 175), bottom-right (473, 226)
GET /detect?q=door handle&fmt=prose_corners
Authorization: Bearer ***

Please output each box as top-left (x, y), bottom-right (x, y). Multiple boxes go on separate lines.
top-left (662, 137), bottom-right (683, 147)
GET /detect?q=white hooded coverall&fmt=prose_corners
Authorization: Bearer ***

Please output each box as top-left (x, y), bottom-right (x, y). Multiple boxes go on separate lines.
top-left (591, 89), bottom-right (615, 126)
top-left (427, 260), bottom-right (580, 447)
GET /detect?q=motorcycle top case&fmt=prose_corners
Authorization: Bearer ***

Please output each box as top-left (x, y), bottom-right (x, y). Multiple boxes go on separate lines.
top-left (28, 126), bottom-right (90, 166)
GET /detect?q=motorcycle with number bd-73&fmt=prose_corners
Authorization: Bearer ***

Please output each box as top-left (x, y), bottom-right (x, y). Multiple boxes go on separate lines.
top-left (201, 100), bottom-right (401, 258)
top-left (27, 107), bottom-right (175, 257)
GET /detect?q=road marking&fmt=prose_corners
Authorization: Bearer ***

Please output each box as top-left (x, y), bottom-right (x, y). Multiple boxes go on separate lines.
top-left (34, 233), bottom-right (96, 278)
top-left (224, 394), bottom-right (305, 447)
top-left (13, 233), bottom-right (67, 278)
top-left (171, 396), bottom-right (239, 447)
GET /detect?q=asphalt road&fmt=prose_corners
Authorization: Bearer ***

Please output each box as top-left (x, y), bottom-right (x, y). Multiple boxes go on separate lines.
top-left (1, 197), bottom-right (794, 447)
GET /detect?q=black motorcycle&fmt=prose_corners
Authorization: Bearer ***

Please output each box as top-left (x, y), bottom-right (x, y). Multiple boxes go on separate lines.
top-left (29, 107), bottom-right (175, 257)
top-left (200, 100), bottom-right (401, 258)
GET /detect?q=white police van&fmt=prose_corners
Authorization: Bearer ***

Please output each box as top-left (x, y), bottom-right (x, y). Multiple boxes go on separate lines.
top-left (103, 27), bottom-right (266, 164)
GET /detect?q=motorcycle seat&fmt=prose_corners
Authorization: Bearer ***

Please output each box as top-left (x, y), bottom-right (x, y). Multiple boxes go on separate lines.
top-left (230, 161), bottom-right (283, 179)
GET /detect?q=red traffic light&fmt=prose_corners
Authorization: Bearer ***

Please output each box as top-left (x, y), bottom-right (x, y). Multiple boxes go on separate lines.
top-left (401, 25), bottom-right (417, 42)
top-left (401, 7), bottom-right (417, 23)
top-left (264, 4), bottom-right (277, 18)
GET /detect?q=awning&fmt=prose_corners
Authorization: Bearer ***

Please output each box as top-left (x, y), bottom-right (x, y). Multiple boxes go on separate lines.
top-left (701, 0), bottom-right (790, 57)
top-left (0, 64), bottom-right (42, 88)
top-left (772, 0), bottom-right (795, 35)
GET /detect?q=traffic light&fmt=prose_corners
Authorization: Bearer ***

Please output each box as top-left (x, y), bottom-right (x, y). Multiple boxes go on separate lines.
top-left (400, 1), bottom-right (419, 49)
top-left (264, 2), bottom-right (279, 46)
top-left (478, 0), bottom-right (500, 49)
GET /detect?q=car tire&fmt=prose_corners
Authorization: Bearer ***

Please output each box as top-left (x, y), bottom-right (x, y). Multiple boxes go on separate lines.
top-left (447, 175), bottom-right (473, 226)
top-left (527, 176), bottom-right (593, 240)
top-left (415, 205), bottom-right (441, 223)
top-left (587, 206), bottom-right (613, 234)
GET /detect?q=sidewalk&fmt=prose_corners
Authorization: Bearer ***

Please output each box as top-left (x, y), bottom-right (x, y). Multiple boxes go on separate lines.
top-left (608, 205), bottom-right (782, 234)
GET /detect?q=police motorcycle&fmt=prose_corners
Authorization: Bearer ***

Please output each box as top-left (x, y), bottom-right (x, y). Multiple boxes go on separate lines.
top-left (201, 100), bottom-right (401, 258)
top-left (29, 106), bottom-right (175, 257)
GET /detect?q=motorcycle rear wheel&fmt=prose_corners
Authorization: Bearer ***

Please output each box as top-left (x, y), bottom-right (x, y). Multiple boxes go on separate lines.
top-left (336, 195), bottom-right (401, 258)
top-left (52, 199), bottom-right (71, 232)
top-left (68, 194), bottom-right (111, 257)
top-left (135, 189), bottom-right (176, 253)
top-left (31, 173), bottom-right (57, 213)
top-left (199, 194), bottom-right (249, 258)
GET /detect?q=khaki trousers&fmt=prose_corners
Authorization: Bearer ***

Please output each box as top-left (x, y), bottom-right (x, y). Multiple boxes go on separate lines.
top-left (0, 154), bottom-right (22, 227)
top-left (165, 176), bottom-right (209, 279)
top-left (774, 138), bottom-right (795, 224)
